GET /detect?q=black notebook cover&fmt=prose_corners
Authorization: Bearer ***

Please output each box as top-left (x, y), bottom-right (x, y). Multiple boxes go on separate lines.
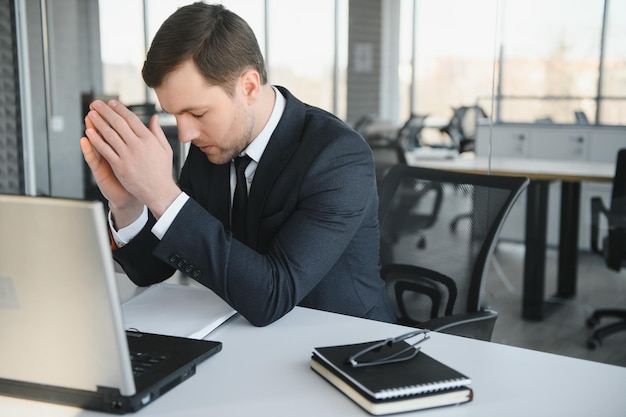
top-left (312, 340), bottom-right (471, 401)
top-left (311, 356), bottom-right (472, 415)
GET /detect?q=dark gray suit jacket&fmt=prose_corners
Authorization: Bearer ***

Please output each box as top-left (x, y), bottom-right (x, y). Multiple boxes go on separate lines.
top-left (114, 86), bottom-right (395, 326)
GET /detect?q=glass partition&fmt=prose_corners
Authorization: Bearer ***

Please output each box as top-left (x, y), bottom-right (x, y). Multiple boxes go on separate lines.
top-left (600, 0), bottom-right (626, 125)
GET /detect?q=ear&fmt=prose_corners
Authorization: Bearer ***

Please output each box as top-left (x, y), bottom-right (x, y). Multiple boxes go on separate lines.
top-left (239, 69), bottom-right (261, 103)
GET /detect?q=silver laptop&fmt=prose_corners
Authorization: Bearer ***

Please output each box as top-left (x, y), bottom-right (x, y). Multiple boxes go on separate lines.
top-left (0, 194), bottom-right (221, 413)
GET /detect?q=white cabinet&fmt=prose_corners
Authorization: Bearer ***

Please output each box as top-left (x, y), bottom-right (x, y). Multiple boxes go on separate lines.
top-left (478, 125), bottom-right (529, 157)
top-left (476, 123), bottom-right (593, 161)
top-left (475, 123), bottom-right (626, 250)
top-left (527, 128), bottom-right (589, 161)
top-left (588, 129), bottom-right (626, 162)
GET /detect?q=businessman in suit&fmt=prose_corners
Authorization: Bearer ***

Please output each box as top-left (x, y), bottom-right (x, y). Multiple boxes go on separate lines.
top-left (80, 3), bottom-right (394, 326)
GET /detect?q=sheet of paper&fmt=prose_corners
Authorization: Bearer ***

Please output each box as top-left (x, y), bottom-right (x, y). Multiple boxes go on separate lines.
top-left (121, 283), bottom-right (237, 339)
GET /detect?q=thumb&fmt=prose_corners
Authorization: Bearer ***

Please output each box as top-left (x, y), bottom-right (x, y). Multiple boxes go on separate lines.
top-left (80, 136), bottom-right (95, 162)
top-left (80, 136), bottom-right (106, 171)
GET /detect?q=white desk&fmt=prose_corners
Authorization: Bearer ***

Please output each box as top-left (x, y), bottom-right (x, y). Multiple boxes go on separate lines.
top-left (405, 154), bottom-right (614, 182)
top-left (2, 279), bottom-right (625, 416)
top-left (406, 154), bottom-right (615, 321)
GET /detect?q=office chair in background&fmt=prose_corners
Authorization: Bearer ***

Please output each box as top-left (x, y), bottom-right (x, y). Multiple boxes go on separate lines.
top-left (378, 165), bottom-right (528, 341)
top-left (440, 105), bottom-right (487, 154)
top-left (396, 113), bottom-right (429, 150)
top-left (369, 139), bottom-right (407, 185)
top-left (353, 113), bottom-right (408, 185)
top-left (586, 148), bottom-right (626, 349)
top-left (352, 113), bottom-right (378, 139)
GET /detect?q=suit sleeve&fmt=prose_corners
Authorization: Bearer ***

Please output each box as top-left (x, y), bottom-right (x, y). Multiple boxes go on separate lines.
top-left (112, 214), bottom-right (176, 285)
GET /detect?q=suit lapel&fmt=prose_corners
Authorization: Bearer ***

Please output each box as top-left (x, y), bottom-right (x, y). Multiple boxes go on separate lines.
top-left (247, 87), bottom-right (306, 247)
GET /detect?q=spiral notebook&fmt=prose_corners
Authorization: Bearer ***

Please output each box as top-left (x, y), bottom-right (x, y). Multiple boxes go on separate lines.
top-left (311, 339), bottom-right (472, 414)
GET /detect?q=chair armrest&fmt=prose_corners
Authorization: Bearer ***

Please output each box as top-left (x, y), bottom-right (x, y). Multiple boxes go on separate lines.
top-left (421, 310), bottom-right (498, 342)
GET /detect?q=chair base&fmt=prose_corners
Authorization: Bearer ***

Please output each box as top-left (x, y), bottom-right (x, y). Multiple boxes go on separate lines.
top-left (585, 309), bottom-right (626, 350)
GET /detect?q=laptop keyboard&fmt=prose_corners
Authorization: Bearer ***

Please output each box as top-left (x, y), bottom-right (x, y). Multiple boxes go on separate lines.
top-left (130, 350), bottom-right (171, 378)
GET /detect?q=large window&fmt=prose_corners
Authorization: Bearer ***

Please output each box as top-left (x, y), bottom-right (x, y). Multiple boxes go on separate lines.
top-left (496, 0), bottom-right (604, 124)
top-left (98, 0), bottom-right (146, 105)
top-left (99, 0), bottom-right (346, 117)
top-left (401, 0), bottom-right (497, 125)
top-left (100, 0), bottom-right (626, 127)
top-left (266, 0), bottom-right (337, 113)
top-left (402, 0), bottom-right (626, 126)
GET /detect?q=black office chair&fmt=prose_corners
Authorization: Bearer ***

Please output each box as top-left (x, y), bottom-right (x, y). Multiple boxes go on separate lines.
top-left (378, 164), bottom-right (528, 341)
top-left (396, 113), bottom-right (429, 150)
top-left (586, 148), bottom-right (626, 349)
top-left (352, 113), bottom-right (378, 139)
top-left (366, 113), bottom-right (434, 185)
top-left (368, 140), bottom-right (407, 185)
top-left (440, 105), bottom-right (487, 154)
top-left (355, 114), bottom-right (407, 185)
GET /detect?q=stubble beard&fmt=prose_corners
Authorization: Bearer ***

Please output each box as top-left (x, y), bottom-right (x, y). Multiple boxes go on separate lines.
top-left (204, 108), bottom-right (255, 165)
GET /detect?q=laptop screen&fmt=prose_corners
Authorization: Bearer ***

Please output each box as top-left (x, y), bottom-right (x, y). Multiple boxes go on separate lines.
top-left (0, 195), bottom-right (136, 395)
top-left (0, 194), bottom-right (222, 413)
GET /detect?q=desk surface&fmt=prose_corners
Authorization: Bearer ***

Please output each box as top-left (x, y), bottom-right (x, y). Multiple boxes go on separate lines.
top-left (2, 277), bottom-right (626, 417)
top-left (406, 153), bottom-right (615, 183)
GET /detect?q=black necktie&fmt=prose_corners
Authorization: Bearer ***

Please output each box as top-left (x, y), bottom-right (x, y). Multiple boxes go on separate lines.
top-left (231, 155), bottom-right (252, 241)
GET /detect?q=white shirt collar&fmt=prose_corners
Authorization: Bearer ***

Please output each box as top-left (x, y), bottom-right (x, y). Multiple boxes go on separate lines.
top-left (241, 86), bottom-right (286, 163)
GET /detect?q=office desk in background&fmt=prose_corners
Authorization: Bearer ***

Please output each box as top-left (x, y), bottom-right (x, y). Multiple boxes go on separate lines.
top-left (364, 117), bottom-right (449, 144)
top-left (2, 276), bottom-right (625, 417)
top-left (405, 154), bottom-right (615, 321)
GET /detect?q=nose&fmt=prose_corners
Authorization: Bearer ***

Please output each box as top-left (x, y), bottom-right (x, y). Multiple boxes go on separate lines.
top-left (176, 116), bottom-right (199, 144)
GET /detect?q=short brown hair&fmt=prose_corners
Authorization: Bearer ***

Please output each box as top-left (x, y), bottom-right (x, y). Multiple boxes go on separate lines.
top-left (142, 3), bottom-right (267, 96)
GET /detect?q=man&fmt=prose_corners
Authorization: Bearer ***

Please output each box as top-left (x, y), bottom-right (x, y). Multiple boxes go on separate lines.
top-left (81, 3), bottom-right (394, 326)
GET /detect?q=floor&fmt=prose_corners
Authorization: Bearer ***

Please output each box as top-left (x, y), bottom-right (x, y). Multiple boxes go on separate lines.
top-left (484, 241), bottom-right (626, 368)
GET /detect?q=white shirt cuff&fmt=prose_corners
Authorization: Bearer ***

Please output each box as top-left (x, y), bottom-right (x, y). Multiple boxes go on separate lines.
top-left (109, 205), bottom-right (148, 247)
top-left (151, 192), bottom-right (190, 240)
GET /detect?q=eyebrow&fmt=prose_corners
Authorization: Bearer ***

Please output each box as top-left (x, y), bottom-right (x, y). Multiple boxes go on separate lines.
top-left (162, 105), bottom-right (206, 116)
top-left (179, 106), bottom-right (206, 114)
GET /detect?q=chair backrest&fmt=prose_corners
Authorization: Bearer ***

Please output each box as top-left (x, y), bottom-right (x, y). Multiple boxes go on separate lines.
top-left (378, 164), bottom-right (528, 325)
top-left (396, 113), bottom-right (429, 150)
top-left (369, 141), bottom-right (407, 185)
top-left (352, 113), bottom-right (377, 139)
top-left (609, 149), bottom-right (626, 212)
top-left (606, 149), bottom-right (626, 270)
top-left (440, 105), bottom-right (487, 153)
top-left (364, 118), bottom-right (408, 185)
top-left (366, 113), bottom-right (427, 185)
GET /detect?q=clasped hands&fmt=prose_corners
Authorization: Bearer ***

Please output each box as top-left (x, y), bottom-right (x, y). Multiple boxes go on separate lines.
top-left (80, 100), bottom-right (181, 228)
